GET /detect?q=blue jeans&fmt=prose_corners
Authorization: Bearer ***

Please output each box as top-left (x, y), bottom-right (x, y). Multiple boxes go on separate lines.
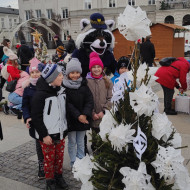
top-left (8, 92), bottom-right (22, 110)
top-left (68, 131), bottom-right (86, 167)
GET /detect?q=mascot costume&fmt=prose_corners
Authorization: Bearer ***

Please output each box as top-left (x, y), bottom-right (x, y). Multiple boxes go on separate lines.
top-left (72, 13), bottom-right (117, 77)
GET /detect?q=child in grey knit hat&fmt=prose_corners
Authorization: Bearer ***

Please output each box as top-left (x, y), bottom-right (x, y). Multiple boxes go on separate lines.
top-left (63, 58), bottom-right (94, 167)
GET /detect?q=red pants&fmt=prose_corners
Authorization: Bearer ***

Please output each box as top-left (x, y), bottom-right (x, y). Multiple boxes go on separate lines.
top-left (40, 138), bottom-right (65, 179)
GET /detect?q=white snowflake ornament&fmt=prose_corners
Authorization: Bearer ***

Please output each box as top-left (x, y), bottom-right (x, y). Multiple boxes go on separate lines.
top-left (151, 145), bottom-right (184, 181)
top-left (108, 123), bottom-right (135, 152)
top-left (120, 162), bottom-right (155, 190)
top-left (129, 84), bottom-right (159, 116)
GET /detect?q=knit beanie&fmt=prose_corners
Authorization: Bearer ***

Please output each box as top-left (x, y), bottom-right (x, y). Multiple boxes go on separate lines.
top-left (56, 46), bottom-right (65, 54)
top-left (117, 56), bottom-right (131, 71)
top-left (41, 63), bottom-right (61, 83)
top-left (29, 57), bottom-right (41, 73)
top-left (66, 58), bottom-right (82, 76)
top-left (89, 52), bottom-right (104, 70)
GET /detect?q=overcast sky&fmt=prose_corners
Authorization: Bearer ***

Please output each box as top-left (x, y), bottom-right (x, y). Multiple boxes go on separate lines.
top-left (0, 0), bottom-right (19, 9)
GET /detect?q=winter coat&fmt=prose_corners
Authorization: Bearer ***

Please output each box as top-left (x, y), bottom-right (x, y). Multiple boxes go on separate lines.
top-left (7, 63), bottom-right (21, 82)
top-left (14, 71), bottom-right (29, 97)
top-left (87, 77), bottom-right (113, 128)
top-left (111, 72), bottom-right (120, 83)
top-left (31, 77), bottom-right (67, 141)
top-left (65, 39), bottom-right (76, 54)
top-left (0, 46), bottom-right (3, 62)
top-left (155, 57), bottom-right (189, 90)
top-left (64, 78), bottom-right (94, 132)
top-left (72, 48), bottom-right (117, 77)
top-left (140, 39), bottom-right (155, 65)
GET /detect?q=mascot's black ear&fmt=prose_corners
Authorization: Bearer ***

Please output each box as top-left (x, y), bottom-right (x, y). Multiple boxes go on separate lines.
top-left (80, 18), bottom-right (90, 30)
top-left (105, 20), bottom-right (115, 31)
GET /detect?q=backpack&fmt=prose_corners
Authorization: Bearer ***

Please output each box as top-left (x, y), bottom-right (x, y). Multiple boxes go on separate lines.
top-left (1, 65), bottom-right (9, 80)
top-left (159, 57), bottom-right (177, 66)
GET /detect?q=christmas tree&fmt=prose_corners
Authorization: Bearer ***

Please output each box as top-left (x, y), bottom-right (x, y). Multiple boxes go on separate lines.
top-left (72, 5), bottom-right (190, 190)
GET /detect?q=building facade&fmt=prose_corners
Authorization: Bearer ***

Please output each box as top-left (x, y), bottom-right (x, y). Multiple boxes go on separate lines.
top-left (18, 0), bottom-right (190, 47)
top-left (0, 7), bottom-right (19, 44)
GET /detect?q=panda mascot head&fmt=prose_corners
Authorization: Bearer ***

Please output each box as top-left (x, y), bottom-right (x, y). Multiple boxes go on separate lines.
top-left (76, 13), bottom-right (115, 56)
top-left (73, 13), bottom-right (117, 77)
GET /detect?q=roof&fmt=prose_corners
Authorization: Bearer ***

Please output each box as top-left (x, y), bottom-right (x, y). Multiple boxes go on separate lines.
top-left (0, 7), bottom-right (19, 15)
top-left (154, 23), bottom-right (187, 30)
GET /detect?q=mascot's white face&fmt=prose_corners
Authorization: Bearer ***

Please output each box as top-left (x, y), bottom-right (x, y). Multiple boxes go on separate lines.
top-left (76, 19), bottom-right (115, 55)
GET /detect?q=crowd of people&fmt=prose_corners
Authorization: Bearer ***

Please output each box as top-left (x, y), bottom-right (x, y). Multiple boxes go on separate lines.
top-left (0, 35), bottom-right (190, 190)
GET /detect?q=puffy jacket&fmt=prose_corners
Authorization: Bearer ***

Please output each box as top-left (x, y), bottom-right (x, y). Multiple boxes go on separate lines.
top-left (14, 71), bottom-right (29, 96)
top-left (87, 77), bottom-right (113, 128)
top-left (64, 78), bottom-right (94, 132)
top-left (31, 77), bottom-right (67, 141)
top-left (7, 62), bottom-right (21, 82)
top-left (155, 57), bottom-right (189, 90)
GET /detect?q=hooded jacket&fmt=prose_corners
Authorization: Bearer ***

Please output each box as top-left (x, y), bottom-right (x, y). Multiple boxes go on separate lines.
top-left (31, 77), bottom-right (67, 141)
top-left (155, 57), bottom-right (189, 90)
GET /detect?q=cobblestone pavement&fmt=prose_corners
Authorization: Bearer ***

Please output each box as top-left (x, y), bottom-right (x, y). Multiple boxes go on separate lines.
top-left (0, 140), bottom-right (81, 190)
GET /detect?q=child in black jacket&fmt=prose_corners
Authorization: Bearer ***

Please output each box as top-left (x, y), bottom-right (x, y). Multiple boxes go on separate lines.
top-left (63, 58), bottom-right (94, 167)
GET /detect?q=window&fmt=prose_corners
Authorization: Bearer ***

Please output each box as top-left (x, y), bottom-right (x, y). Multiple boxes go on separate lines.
top-left (148, 0), bottom-right (155, 5)
top-left (85, 0), bottom-right (92, 9)
top-left (1, 18), bottom-right (5, 28)
top-left (9, 19), bottom-right (12, 28)
top-left (14, 19), bottom-right (17, 26)
top-left (109, 0), bottom-right (116, 7)
top-left (128, 0), bottom-right (135, 6)
top-left (36, 9), bottom-right (42, 18)
top-left (62, 8), bottom-right (68, 19)
top-left (48, 33), bottom-right (52, 41)
top-left (26, 32), bottom-right (31, 42)
top-left (25, 10), bottom-right (31, 20)
top-left (64, 31), bottom-right (69, 40)
top-left (47, 9), bottom-right (52, 19)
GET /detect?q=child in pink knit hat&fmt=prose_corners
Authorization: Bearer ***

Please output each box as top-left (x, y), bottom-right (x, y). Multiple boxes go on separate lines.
top-left (86, 52), bottom-right (113, 151)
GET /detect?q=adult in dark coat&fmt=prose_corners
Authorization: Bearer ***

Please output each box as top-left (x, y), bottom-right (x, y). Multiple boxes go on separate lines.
top-left (53, 35), bottom-right (64, 48)
top-left (65, 35), bottom-right (76, 54)
top-left (140, 35), bottom-right (155, 67)
top-left (17, 40), bottom-right (33, 71)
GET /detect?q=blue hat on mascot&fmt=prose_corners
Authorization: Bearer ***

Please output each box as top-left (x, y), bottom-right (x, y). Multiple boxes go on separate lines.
top-left (90, 13), bottom-right (107, 29)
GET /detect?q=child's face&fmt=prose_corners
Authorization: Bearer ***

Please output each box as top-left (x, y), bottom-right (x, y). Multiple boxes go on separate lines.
top-left (51, 73), bottom-right (63, 86)
top-left (119, 67), bottom-right (128, 75)
top-left (30, 70), bottom-right (41, 78)
top-left (57, 51), bottom-right (62, 55)
top-left (68, 71), bottom-right (81, 81)
top-left (91, 65), bottom-right (103, 77)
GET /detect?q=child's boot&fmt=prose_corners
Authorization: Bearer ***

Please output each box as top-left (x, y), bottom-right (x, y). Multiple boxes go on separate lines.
top-left (38, 160), bottom-right (45, 180)
top-left (45, 179), bottom-right (56, 190)
top-left (55, 174), bottom-right (69, 189)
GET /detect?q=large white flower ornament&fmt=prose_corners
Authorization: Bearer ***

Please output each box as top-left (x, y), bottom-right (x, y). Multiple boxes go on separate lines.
top-left (120, 162), bottom-right (155, 190)
top-left (108, 123), bottom-right (135, 152)
top-left (129, 83), bottom-right (159, 116)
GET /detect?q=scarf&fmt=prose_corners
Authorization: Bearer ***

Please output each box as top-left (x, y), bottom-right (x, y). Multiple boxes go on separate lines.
top-left (30, 77), bottom-right (38, 86)
top-left (63, 77), bottom-right (82, 89)
top-left (86, 72), bottom-right (103, 80)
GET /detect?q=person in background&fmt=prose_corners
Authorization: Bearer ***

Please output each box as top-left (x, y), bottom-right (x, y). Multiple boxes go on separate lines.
top-left (65, 35), bottom-right (76, 54)
top-left (140, 35), bottom-right (155, 67)
top-left (22, 59), bottom-right (45, 179)
top-left (86, 52), bottom-right (113, 151)
top-left (17, 40), bottom-right (33, 71)
top-left (31, 63), bottom-right (68, 190)
top-left (63, 58), bottom-right (94, 167)
top-left (155, 57), bottom-right (190, 115)
top-left (111, 56), bottom-right (131, 84)
top-left (53, 35), bottom-right (64, 48)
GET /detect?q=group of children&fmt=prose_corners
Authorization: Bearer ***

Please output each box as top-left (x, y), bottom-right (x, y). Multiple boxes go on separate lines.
top-left (1, 46), bottom-right (131, 189)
